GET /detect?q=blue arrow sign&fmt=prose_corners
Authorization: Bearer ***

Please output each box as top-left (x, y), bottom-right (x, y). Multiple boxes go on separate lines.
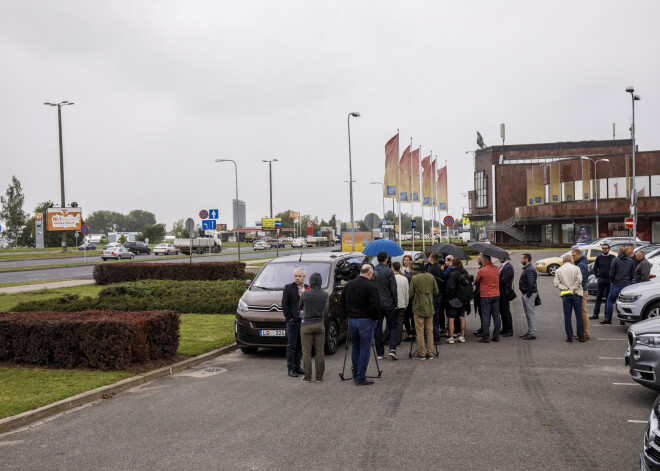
top-left (275, 220), bottom-right (282, 227)
top-left (411, 219), bottom-right (417, 229)
top-left (209, 209), bottom-right (219, 220)
top-left (202, 220), bottom-right (216, 230)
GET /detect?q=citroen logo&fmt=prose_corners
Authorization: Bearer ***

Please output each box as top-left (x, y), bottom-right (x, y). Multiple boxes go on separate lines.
top-left (269, 304), bottom-right (280, 311)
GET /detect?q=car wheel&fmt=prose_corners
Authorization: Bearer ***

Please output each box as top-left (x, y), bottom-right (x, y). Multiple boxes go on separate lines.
top-left (324, 320), bottom-right (339, 355)
top-left (240, 347), bottom-right (258, 354)
top-left (547, 264), bottom-right (559, 276)
top-left (131, 254), bottom-right (134, 259)
top-left (102, 258), bottom-right (107, 261)
top-left (643, 302), bottom-right (660, 321)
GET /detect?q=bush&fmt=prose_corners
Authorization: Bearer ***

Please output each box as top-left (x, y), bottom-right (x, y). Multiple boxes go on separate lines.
top-left (11, 280), bottom-right (246, 314)
top-left (0, 310), bottom-right (179, 370)
top-left (93, 262), bottom-right (246, 285)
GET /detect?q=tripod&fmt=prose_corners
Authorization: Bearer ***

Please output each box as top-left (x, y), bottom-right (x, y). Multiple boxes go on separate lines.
top-left (408, 328), bottom-right (439, 358)
top-left (338, 329), bottom-right (383, 381)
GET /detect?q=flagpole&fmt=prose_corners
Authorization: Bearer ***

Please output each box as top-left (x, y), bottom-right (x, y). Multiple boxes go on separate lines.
top-left (397, 129), bottom-right (402, 245)
top-left (420, 146), bottom-right (425, 251)
top-left (434, 155), bottom-right (439, 243)
top-left (410, 137), bottom-right (414, 251)
top-left (444, 159), bottom-right (448, 243)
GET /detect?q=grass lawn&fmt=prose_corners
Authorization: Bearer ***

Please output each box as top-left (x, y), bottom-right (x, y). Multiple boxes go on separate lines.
top-left (0, 278), bottom-right (83, 289)
top-left (178, 314), bottom-right (235, 355)
top-left (0, 284), bottom-right (105, 312)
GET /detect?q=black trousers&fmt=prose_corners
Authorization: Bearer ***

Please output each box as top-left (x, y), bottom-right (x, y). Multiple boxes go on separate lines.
top-left (499, 295), bottom-right (512, 334)
top-left (375, 306), bottom-right (398, 356)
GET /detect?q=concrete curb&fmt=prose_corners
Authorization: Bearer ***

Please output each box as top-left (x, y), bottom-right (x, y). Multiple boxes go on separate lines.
top-left (0, 343), bottom-right (239, 435)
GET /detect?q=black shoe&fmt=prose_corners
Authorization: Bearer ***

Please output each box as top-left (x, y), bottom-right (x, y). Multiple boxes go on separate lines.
top-left (434, 339), bottom-right (442, 345)
top-left (522, 335), bottom-right (536, 340)
top-left (295, 368), bottom-right (304, 375)
top-left (519, 333), bottom-right (530, 338)
top-left (589, 315), bottom-right (599, 319)
top-left (600, 320), bottom-right (612, 325)
top-left (355, 380), bottom-right (374, 386)
top-left (288, 369), bottom-right (299, 377)
top-left (502, 332), bottom-right (513, 337)
top-left (473, 330), bottom-right (483, 337)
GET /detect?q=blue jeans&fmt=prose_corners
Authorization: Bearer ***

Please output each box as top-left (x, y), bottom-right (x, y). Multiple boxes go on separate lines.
top-left (562, 294), bottom-right (584, 340)
top-left (480, 296), bottom-right (501, 340)
top-left (593, 281), bottom-right (610, 317)
top-left (349, 318), bottom-right (376, 383)
top-left (285, 320), bottom-right (302, 371)
top-left (605, 283), bottom-right (629, 322)
top-left (433, 294), bottom-right (443, 342)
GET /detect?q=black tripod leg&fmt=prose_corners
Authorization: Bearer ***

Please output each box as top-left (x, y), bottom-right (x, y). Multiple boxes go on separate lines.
top-left (409, 333), bottom-right (415, 358)
top-left (370, 339), bottom-right (383, 378)
top-left (339, 330), bottom-right (351, 381)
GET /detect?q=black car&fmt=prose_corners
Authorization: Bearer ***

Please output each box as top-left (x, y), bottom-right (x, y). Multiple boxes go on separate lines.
top-left (78, 242), bottom-right (97, 251)
top-left (124, 241), bottom-right (151, 255)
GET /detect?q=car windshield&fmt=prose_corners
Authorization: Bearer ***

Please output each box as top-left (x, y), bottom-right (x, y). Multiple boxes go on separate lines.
top-left (251, 262), bottom-right (332, 291)
top-left (156, 244), bottom-right (167, 247)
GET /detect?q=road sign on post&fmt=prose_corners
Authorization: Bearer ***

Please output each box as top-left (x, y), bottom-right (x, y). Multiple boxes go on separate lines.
top-left (306, 220), bottom-right (313, 236)
top-left (199, 210), bottom-right (209, 219)
top-left (185, 218), bottom-right (195, 263)
top-left (625, 217), bottom-right (634, 229)
top-left (411, 219), bottom-right (416, 229)
top-left (209, 209), bottom-right (218, 219)
top-left (443, 216), bottom-right (455, 227)
top-left (80, 225), bottom-right (89, 234)
top-left (202, 220), bottom-right (217, 230)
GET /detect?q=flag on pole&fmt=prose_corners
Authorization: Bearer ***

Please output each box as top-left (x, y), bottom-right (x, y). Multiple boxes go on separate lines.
top-left (421, 155), bottom-right (431, 205)
top-left (399, 145), bottom-right (411, 202)
top-left (411, 148), bottom-right (420, 202)
top-left (384, 133), bottom-right (399, 198)
top-left (437, 165), bottom-right (448, 210)
top-left (430, 159), bottom-right (437, 206)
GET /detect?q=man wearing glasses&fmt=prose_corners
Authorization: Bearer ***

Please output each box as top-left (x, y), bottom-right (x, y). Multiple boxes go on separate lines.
top-left (590, 244), bottom-right (615, 320)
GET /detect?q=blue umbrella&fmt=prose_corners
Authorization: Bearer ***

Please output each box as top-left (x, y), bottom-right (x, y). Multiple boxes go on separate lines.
top-left (362, 239), bottom-right (404, 257)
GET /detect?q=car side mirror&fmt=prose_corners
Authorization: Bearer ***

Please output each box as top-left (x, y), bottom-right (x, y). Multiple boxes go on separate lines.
top-left (245, 279), bottom-right (252, 289)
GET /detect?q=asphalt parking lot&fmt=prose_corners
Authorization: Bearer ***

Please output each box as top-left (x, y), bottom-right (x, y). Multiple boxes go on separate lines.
top-left (0, 253), bottom-right (656, 470)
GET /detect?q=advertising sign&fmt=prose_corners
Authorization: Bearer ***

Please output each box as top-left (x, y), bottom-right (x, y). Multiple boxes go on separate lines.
top-left (47, 208), bottom-right (82, 231)
top-left (341, 231), bottom-right (371, 252)
top-left (261, 218), bottom-right (282, 230)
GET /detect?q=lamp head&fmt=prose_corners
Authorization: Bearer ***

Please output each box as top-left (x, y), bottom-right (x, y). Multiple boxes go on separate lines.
top-left (350, 112), bottom-right (360, 117)
top-left (634, 95), bottom-right (640, 101)
top-left (626, 86), bottom-right (635, 93)
top-left (601, 159), bottom-right (610, 163)
top-left (215, 159), bottom-right (227, 162)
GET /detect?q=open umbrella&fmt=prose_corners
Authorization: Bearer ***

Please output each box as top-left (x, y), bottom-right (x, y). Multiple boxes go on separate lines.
top-left (362, 239), bottom-right (404, 257)
top-left (468, 241), bottom-right (510, 260)
top-left (427, 242), bottom-right (468, 260)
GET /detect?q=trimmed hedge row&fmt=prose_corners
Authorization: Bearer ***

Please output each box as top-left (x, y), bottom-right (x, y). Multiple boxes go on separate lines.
top-left (93, 262), bottom-right (246, 285)
top-left (11, 280), bottom-right (246, 314)
top-left (0, 310), bottom-right (180, 370)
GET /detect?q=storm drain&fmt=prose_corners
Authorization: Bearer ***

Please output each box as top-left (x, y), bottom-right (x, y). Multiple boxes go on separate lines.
top-left (176, 367), bottom-right (227, 378)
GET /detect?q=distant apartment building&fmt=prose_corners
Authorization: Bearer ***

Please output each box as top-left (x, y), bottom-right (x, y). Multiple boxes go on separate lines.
top-left (232, 199), bottom-right (246, 229)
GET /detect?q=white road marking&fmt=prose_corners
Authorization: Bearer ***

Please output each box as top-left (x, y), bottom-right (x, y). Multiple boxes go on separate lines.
top-left (628, 420), bottom-right (648, 424)
top-left (0, 440), bottom-right (25, 447)
top-left (613, 383), bottom-right (638, 386)
top-left (599, 357), bottom-right (624, 360)
top-left (597, 338), bottom-right (628, 341)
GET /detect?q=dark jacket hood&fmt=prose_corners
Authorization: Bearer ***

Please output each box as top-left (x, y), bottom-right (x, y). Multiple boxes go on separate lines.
top-left (309, 272), bottom-right (322, 289)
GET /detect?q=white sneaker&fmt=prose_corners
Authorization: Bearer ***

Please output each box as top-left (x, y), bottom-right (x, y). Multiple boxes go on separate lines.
top-left (447, 338), bottom-right (454, 344)
top-left (458, 337), bottom-right (465, 343)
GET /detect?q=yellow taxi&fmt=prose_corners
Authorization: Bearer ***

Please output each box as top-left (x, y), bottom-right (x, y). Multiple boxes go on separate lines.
top-left (535, 245), bottom-right (604, 276)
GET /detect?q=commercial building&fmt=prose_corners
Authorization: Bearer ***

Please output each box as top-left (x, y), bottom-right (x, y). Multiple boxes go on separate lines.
top-left (232, 199), bottom-right (246, 229)
top-left (467, 139), bottom-right (660, 245)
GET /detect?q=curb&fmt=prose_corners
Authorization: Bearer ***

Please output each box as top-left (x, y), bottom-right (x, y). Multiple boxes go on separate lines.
top-left (0, 343), bottom-right (239, 435)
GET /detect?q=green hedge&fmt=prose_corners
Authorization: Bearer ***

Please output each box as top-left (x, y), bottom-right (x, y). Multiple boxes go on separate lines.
top-left (93, 261), bottom-right (246, 285)
top-left (11, 280), bottom-right (246, 314)
top-left (0, 310), bottom-right (179, 370)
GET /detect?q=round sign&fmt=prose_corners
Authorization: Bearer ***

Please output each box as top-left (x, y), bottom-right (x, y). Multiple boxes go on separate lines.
top-left (306, 221), bottom-right (313, 227)
top-left (80, 225), bottom-right (89, 234)
top-left (443, 216), bottom-right (455, 227)
top-left (625, 217), bottom-right (634, 229)
top-left (199, 210), bottom-right (209, 219)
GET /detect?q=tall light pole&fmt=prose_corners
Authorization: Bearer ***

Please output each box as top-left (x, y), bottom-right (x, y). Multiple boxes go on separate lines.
top-left (44, 101), bottom-right (74, 252)
top-left (581, 156), bottom-right (610, 238)
top-left (347, 112), bottom-right (360, 251)
top-left (626, 86), bottom-right (640, 249)
top-left (370, 182), bottom-right (387, 241)
top-left (262, 159), bottom-right (278, 219)
top-left (215, 159), bottom-right (240, 262)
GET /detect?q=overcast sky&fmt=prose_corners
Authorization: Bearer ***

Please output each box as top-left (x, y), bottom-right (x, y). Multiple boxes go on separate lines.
top-left (1, 0), bottom-right (659, 231)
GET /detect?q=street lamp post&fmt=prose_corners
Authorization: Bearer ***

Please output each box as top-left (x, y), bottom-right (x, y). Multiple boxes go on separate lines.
top-left (347, 112), bottom-right (360, 251)
top-left (215, 159), bottom-right (240, 262)
top-left (262, 159), bottom-right (278, 218)
top-left (626, 86), bottom-right (640, 249)
top-left (370, 181), bottom-right (387, 240)
top-left (581, 156), bottom-right (610, 238)
top-left (44, 101), bottom-right (74, 252)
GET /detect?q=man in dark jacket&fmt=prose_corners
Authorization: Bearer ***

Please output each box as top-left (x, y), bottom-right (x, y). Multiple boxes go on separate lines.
top-left (602, 247), bottom-right (635, 324)
top-left (340, 264), bottom-right (380, 386)
top-left (299, 272), bottom-right (328, 383)
top-left (591, 244), bottom-right (615, 320)
top-left (426, 253), bottom-right (445, 343)
top-left (572, 249), bottom-right (590, 339)
top-left (498, 257), bottom-right (515, 337)
top-left (282, 268), bottom-right (308, 377)
top-left (635, 249), bottom-right (652, 283)
top-left (372, 251), bottom-right (399, 360)
top-left (518, 253), bottom-right (538, 339)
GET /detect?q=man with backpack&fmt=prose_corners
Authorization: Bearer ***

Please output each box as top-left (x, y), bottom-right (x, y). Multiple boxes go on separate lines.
top-left (446, 259), bottom-right (473, 343)
top-left (518, 253), bottom-right (538, 340)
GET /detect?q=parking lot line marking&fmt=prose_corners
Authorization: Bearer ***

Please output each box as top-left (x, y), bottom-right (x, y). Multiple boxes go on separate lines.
top-left (613, 383), bottom-right (638, 386)
top-left (628, 420), bottom-right (648, 424)
top-left (599, 357), bottom-right (624, 360)
top-left (597, 338), bottom-right (628, 341)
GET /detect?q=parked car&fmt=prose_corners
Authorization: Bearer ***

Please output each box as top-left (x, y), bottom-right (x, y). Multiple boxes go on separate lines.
top-left (103, 242), bottom-right (122, 250)
top-left (535, 245), bottom-right (603, 276)
top-left (124, 241), bottom-right (151, 255)
top-left (639, 394), bottom-right (660, 469)
top-left (153, 243), bottom-right (179, 255)
top-left (291, 238), bottom-right (306, 248)
top-left (571, 236), bottom-right (646, 250)
top-left (253, 240), bottom-right (271, 250)
top-left (78, 242), bottom-right (96, 251)
top-left (617, 282), bottom-right (660, 324)
top-left (235, 252), bottom-right (363, 355)
top-left (101, 246), bottom-right (135, 261)
top-left (369, 250), bottom-right (427, 267)
top-left (626, 315), bottom-right (660, 391)
top-left (269, 238), bottom-right (285, 248)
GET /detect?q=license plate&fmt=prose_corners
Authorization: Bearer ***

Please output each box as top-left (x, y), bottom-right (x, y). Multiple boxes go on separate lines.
top-left (259, 329), bottom-right (286, 337)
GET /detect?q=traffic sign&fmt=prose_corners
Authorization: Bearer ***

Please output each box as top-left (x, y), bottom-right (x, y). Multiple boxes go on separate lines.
top-left (625, 217), bottom-right (634, 229)
top-left (382, 219), bottom-right (387, 226)
top-left (209, 209), bottom-right (219, 220)
top-left (276, 227), bottom-right (281, 236)
top-left (275, 220), bottom-right (282, 228)
top-left (80, 225), bottom-right (89, 234)
top-left (185, 218), bottom-right (195, 232)
top-left (307, 221), bottom-right (313, 227)
top-left (202, 220), bottom-right (217, 230)
top-left (411, 219), bottom-right (416, 229)
top-left (443, 216), bottom-right (455, 227)
top-left (199, 210), bottom-right (209, 219)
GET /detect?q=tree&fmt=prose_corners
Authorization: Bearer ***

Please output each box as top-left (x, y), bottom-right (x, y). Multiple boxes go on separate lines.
top-left (171, 219), bottom-right (190, 238)
top-left (328, 214), bottom-right (337, 230)
top-left (85, 210), bottom-right (126, 233)
top-left (126, 210), bottom-right (156, 232)
top-left (118, 234), bottom-right (127, 244)
top-left (137, 223), bottom-right (166, 243)
top-left (0, 176), bottom-right (28, 247)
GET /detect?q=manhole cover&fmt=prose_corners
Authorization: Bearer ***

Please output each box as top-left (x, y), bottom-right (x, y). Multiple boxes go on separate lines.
top-left (176, 366), bottom-right (227, 378)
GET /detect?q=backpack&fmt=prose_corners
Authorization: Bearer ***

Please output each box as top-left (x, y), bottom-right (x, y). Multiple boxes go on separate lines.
top-left (457, 272), bottom-right (474, 302)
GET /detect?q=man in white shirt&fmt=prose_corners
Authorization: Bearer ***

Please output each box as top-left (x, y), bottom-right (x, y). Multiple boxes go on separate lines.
top-left (392, 261), bottom-right (410, 346)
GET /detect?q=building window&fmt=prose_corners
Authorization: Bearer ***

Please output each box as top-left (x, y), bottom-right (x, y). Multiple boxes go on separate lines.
top-left (561, 224), bottom-right (575, 244)
top-left (651, 176), bottom-right (660, 197)
top-left (652, 221), bottom-right (660, 243)
top-left (474, 171), bottom-right (487, 208)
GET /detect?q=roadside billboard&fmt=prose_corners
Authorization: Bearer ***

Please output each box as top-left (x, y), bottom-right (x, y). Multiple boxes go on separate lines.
top-left (261, 218), bottom-right (281, 230)
top-left (341, 231), bottom-right (371, 252)
top-left (47, 208), bottom-right (82, 231)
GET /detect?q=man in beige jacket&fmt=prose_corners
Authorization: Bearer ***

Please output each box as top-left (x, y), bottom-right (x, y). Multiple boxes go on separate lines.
top-left (553, 254), bottom-right (585, 342)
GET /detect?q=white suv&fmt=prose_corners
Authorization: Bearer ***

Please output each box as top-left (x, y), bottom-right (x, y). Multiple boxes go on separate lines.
top-left (291, 238), bottom-right (306, 248)
top-left (617, 281), bottom-right (660, 324)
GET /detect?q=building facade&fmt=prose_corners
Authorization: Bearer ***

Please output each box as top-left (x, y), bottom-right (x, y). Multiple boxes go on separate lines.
top-left (232, 199), bottom-right (246, 229)
top-left (467, 139), bottom-right (660, 245)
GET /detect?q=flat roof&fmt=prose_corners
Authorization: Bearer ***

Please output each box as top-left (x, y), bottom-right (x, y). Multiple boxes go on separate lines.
top-left (476, 139), bottom-right (633, 156)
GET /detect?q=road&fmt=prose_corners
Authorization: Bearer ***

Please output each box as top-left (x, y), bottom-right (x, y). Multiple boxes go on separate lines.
top-left (0, 259), bottom-right (653, 470)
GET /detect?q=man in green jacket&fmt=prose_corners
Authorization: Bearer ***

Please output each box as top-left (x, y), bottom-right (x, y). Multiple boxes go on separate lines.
top-left (410, 260), bottom-right (439, 359)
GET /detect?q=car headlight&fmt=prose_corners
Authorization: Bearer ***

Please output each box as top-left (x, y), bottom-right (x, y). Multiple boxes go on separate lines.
top-left (636, 334), bottom-right (660, 347)
top-left (238, 298), bottom-right (248, 313)
top-left (536, 262), bottom-right (545, 266)
top-left (654, 396), bottom-right (660, 419)
top-left (619, 293), bottom-right (642, 303)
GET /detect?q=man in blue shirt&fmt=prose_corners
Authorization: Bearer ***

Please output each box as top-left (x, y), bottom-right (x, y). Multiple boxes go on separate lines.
top-left (590, 244), bottom-right (615, 320)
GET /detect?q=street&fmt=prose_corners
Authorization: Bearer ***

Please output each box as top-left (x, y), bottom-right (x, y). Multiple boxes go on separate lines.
top-left (0, 263), bottom-right (652, 470)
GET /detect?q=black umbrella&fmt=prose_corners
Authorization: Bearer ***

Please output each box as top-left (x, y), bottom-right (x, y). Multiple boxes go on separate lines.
top-left (427, 243), bottom-right (468, 260)
top-left (468, 241), bottom-right (510, 260)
